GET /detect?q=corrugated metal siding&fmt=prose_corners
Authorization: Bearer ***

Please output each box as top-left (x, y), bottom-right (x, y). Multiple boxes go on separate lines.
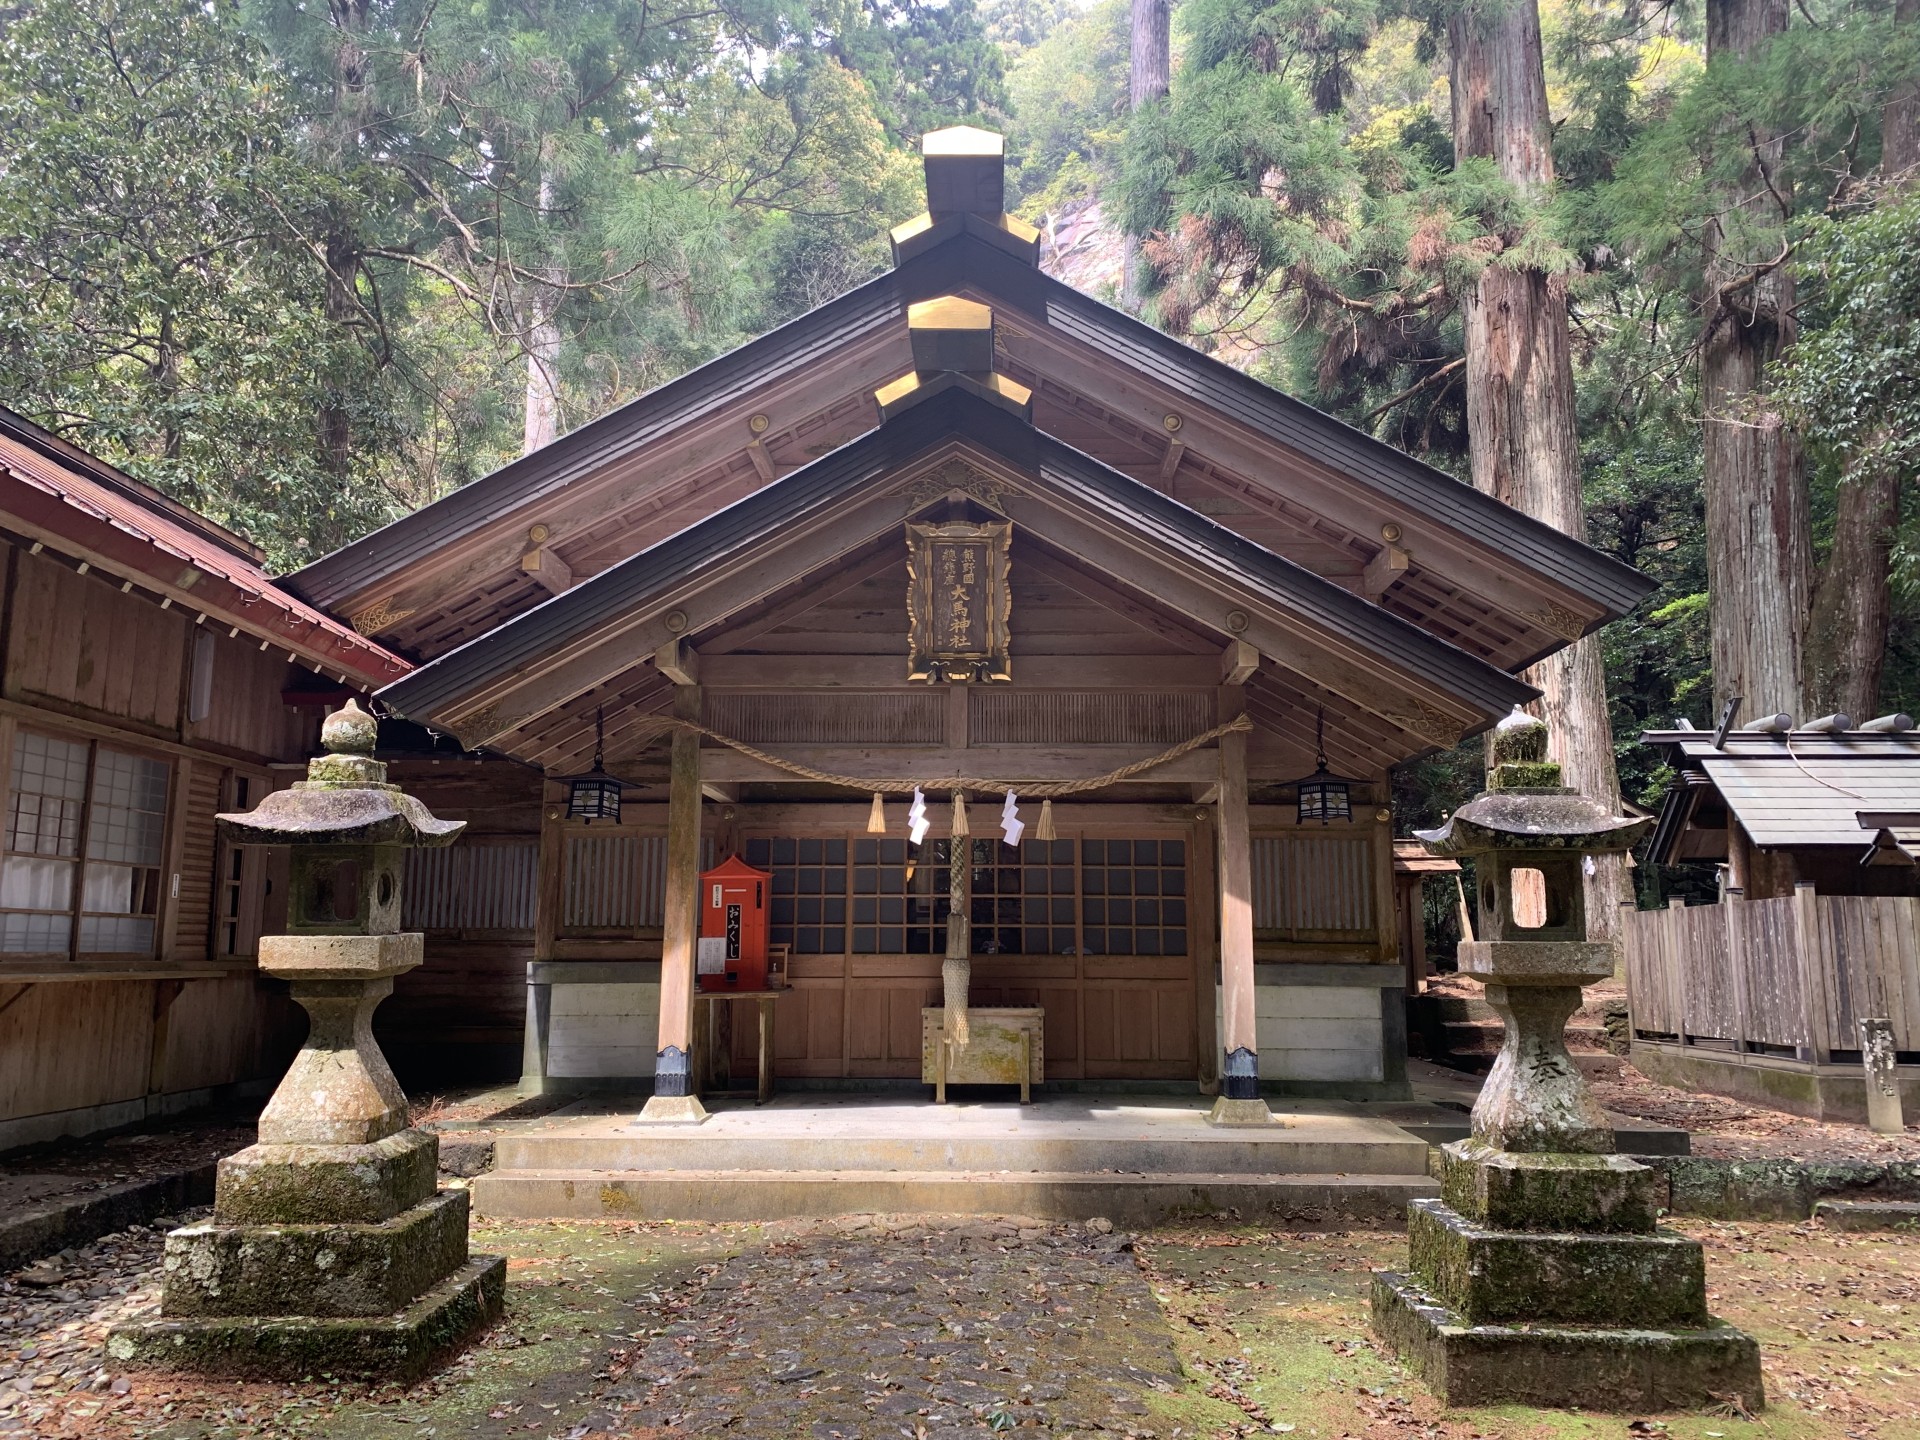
top-left (1251, 834), bottom-right (1375, 937)
top-left (404, 838), bottom-right (537, 931)
top-left (969, 690), bottom-right (1214, 745)
top-left (1701, 755), bottom-right (1920, 847)
top-left (705, 691), bottom-right (944, 745)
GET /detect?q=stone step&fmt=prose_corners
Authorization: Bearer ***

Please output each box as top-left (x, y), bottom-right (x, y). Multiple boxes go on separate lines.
top-left (1573, 1052), bottom-right (1626, 1081)
top-left (1440, 1021), bottom-right (1503, 1055)
top-left (1417, 995), bottom-right (1499, 1023)
top-left (1812, 1199), bottom-right (1920, 1232)
top-left (470, 1167), bottom-right (1440, 1226)
top-left (492, 1119), bottom-right (1430, 1178)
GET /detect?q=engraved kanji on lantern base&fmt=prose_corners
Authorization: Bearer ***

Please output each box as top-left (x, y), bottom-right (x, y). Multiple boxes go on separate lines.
top-left (1370, 710), bottom-right (1763, 1412)
top-left (108, 701), bottom-right (505, 1381)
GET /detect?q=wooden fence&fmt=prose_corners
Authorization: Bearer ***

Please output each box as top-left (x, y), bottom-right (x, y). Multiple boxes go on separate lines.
top-left (1623, 885), bottom-right (1920, 1061)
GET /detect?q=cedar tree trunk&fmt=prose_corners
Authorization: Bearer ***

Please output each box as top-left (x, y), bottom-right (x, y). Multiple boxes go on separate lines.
top-left (524, 167), bottom-right (564, 454)
top-left (1123, 0), bottom-right (1171, 309)
top-left (1803, 0), bottom-right (1914, 719)
top-left (1450, 0), bottom-right (1630, 935)
top-left (1701, 0), bottom-right (1812, 721)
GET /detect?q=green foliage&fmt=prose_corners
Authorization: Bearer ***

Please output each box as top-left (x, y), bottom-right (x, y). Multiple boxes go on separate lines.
top-left (1003, 0), bottom-right (1130, 211)
top-left (0, 0), bottom-right (404, 564)
top-left (1777, 191), bottom-right (1920, 495)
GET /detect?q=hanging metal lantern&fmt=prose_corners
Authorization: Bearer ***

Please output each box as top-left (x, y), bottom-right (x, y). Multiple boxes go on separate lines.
top-left (566, 708), bottom-right (627, 824)
top-left (1290, 708), bottom-right (1354, 825)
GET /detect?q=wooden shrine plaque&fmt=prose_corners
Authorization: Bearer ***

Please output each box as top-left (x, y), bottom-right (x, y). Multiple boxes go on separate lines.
top-left (907, 519), bottom-right (1012, 683)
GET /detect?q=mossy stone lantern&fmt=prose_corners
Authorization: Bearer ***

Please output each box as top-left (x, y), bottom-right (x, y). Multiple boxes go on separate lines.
top-left (1412, 707), bottom-right (1648, 1152)
top-left (108, 699), bottom-right (506, 1381)
top-left (1370, 708), bottom-right (1762, 1413)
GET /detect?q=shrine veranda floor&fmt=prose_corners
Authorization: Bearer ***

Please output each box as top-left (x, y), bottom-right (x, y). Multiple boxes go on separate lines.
top-left (4, 1209), bottom-right (1916, 1439)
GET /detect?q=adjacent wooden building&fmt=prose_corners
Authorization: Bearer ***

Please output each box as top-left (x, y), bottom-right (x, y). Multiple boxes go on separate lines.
top-left (1625, 719), bottom-right (1920, 1120)
top-left (0, 409), bottom-right (407, 1150)
top-left (282, 130), bottom-right (1650, 1108)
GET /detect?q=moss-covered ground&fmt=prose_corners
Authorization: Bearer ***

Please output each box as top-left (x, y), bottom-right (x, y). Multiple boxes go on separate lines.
top-left (16, 1214), bottom-right (1917, 1438)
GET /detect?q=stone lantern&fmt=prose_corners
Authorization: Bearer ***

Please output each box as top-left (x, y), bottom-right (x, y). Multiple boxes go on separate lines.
top-left (110, 701), bottom-right (505, 1380)
top-left (1370, 709), bottom-right (1762, 1411)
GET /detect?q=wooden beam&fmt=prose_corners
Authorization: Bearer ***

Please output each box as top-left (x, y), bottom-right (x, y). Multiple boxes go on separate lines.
top-left (698, 744), bottom-right (1219, 785)
top-left (655, 637), bottom-right (700, 685)
top-left (1002, 493), bottom-right (1483, 749)
top-left (1362, 543), bottom-right (1410, 599)
top-left (701, 544), bottom-right (900, 653)
top-left (1158, 437), bottom-right (1186, 487)
top-left (520, 544), bottom-right (574, 595)
top-left (1020, 547), bottom-right (1218, 654)
top-left (437, 491), bottom-right (913, 747)
top-left (746, 438), bottom-right (775, 483)
top-left (1220, 639), bottom-right (1260, 685)
top-left (697, 654), bottom-right (1222, 688)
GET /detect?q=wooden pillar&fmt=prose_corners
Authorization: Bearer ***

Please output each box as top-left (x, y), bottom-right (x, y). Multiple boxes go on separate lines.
top-left (1211, 685), bottom-right (1271, 1124)
top-left (521, 784), bottom-right (565, 1096)
top-left (639, 684), bottom-right (708, 1122)
top-left (1189, 810), bottom-right (1220, 1094)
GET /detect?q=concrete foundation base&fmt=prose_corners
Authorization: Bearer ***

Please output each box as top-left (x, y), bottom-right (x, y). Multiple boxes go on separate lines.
top-left (1633, 1042), bottom-right (1920, 1125)
top-left (634, 1094), bottom-right (710, 1125)
top-left (1206, 1096), bottom-right (1275, 1127)
top-left (1370, 1272), bottom-right (1764, 1411)
top-left (109, 1253), bottom-right (506, 1382)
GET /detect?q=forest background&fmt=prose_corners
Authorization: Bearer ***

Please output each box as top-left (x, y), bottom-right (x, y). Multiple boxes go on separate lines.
top-left (0, 0), bottom-right (1915, 883)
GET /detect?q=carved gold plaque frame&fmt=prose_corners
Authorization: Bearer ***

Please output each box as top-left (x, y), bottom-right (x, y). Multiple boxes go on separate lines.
top-left (907, 519), bottom-right (1012, 683)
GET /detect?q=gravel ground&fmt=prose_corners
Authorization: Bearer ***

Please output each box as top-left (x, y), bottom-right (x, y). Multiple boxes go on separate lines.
top-left (594, 1215), bottom-right (1177, 1438)
top-left (1, 1212), bottom-right (1915, 1439)
top-left (0, 1208), bottom-right (185, 1435)
top-left (0, 1122), bottom-right (252, 1218)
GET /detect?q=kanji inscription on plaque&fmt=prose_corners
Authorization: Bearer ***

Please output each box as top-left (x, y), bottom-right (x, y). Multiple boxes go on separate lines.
top-left (907, 519), bottom-right (1011, 683)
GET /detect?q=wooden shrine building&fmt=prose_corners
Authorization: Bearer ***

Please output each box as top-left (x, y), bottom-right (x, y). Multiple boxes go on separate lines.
top-left (0, 407), bottom-right (407, 1151)
top-left (269, 129), bottom-right (1651, 1112)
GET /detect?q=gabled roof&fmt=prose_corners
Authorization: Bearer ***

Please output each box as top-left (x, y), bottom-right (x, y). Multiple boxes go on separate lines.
top-left (377, 388), bottom-right (1536, 758)
top-left (1643, 727), bottom-right (1920, 857)
top-left (288, 225), bottom-right (1652, 669)
top-left (0, 409), bottom-right (409, 689)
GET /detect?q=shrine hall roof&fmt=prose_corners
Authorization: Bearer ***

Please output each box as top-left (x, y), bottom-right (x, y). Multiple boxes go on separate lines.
top-left (284, 224), bottom-right (1653, 643)
top-left (377, 387), bottom-right (1538, 750)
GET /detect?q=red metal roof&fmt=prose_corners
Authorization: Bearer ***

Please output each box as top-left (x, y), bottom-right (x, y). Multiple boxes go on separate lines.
top-left (0, 415), bottom-right (409, 689)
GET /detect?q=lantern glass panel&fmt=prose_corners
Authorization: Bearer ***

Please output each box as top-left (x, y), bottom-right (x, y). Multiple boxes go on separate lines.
top-left (1298, 773), bottom-right (1351, 824)
top-left (567, 774), bottom-right (622, 825)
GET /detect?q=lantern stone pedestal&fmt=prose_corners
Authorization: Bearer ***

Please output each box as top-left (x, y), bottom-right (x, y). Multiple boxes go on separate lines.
top-left (1370, 711), bottom-right (1762, 1412)
top-left (108, 702), bottom-right (504, 1381)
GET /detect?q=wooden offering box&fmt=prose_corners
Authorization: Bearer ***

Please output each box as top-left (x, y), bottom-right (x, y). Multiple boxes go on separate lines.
top-left (922, 1007), bottom-right (1045, 1103)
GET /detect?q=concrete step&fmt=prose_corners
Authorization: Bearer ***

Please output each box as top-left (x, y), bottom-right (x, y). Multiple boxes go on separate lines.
top-left (492, 1119), bottom-right (1430, 1178)
top-left (1813, 1199), bottom-right (1920, 1232)
top-left (470, 1167), bottom-right (1440, 1226)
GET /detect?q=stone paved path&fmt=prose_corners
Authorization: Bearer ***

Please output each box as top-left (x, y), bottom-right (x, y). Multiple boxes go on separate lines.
top-left (593, 1217), bottom-right (1182, 1438)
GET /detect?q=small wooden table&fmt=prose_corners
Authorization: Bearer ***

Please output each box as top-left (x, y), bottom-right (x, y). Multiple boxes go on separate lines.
top-left (694, 989), bottom-right (785, 1104)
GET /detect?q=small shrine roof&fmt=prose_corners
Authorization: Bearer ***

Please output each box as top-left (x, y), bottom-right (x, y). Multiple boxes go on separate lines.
top-left (1643, 726), bottom-right (1920, 856)
top-left (0, 409), bottom-right (409, 690)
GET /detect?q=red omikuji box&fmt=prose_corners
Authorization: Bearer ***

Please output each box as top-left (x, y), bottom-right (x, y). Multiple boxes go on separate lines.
top-left (697, 855), bottom-right (772, 992)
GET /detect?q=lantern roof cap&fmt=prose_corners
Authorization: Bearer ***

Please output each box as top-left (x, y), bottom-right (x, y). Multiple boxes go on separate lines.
top-left (216, 699), bottom-right (465, 849)
top-left (1415, 787), bottom-right (1651, 857)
